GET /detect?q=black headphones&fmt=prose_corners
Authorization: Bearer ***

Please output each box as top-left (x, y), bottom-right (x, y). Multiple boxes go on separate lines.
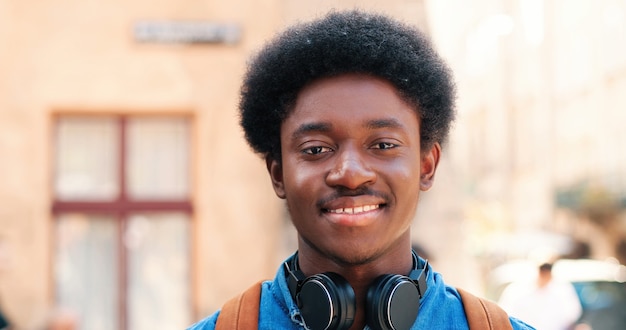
top-left (284, 250), bottom-right (429, 330)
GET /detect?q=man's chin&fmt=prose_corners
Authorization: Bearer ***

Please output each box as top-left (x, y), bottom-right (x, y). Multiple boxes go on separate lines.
top-left (325, 247), bottom-right (382, 267)
top-left (300, 235), bottom-right (384, 266)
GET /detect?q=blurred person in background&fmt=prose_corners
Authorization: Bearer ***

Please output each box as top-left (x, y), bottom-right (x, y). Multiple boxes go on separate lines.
top-left (189, 10), bottom-right (534, 330)
top-left (499, 260), bottom-right (582, 330)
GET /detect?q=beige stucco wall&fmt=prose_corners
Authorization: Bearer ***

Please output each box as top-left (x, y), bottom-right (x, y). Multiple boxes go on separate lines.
top-left (0, 0), bottom-right (283, 326)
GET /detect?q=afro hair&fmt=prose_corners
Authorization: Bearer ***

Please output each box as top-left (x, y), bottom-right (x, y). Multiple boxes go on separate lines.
top-left (240, 10), bottom-right (456, 161)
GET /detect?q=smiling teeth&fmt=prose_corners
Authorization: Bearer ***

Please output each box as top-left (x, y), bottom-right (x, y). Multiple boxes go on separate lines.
top-left (328, 204), bottom-right (380, 214)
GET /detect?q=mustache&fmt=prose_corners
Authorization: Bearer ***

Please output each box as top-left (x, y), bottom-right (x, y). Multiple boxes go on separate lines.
top-left (316, 186), bottom-right (391, 208)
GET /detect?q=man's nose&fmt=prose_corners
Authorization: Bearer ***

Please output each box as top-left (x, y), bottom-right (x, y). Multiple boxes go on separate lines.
top-left (325, 148), bottom-right (376, 189)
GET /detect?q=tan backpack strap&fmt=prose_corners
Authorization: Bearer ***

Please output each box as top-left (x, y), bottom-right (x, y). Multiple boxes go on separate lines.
top-left (215, 281), bottom-right (264, 330)
top-left (457, 288), bottom-right (513, 330)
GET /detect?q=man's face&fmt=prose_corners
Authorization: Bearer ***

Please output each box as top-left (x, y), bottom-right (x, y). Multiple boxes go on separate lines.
top-left (267, 74), bottom-right (439, 264)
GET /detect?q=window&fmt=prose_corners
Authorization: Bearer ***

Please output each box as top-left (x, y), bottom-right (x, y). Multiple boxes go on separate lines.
top-left (52, 115), bottom-right (192, 330)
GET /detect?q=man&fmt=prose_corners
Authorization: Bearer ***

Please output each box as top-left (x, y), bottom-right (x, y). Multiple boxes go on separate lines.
top-left (499, 261), bottom-right (582, 330)
top-left (190, 10), bottom-right (534, 330)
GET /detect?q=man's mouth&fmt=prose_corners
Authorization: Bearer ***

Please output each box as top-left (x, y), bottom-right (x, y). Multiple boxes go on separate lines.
top-left (324, 204), bottom-right (382, 215)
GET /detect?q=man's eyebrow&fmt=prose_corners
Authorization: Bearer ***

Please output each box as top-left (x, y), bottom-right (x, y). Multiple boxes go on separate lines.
top-left (292, 122), bottom-right (332, 139)
top-left (291, 118), bottom-right (405, 139)
top-left (365, 118), bottom-right (404, 130)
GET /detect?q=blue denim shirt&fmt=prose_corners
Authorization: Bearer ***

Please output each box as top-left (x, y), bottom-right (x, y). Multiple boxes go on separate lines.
top-left (188, 257), bottom-right (535, 330)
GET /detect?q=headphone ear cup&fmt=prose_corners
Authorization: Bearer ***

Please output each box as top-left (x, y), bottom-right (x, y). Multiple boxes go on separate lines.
top-left (366, 274), bottom-right (421, 330)
top-left (297, 272), bottom-right (356, 330)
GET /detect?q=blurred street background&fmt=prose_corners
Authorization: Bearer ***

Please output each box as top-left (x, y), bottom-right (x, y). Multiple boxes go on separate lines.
top-left (0, 0), bottom-right (625, 329)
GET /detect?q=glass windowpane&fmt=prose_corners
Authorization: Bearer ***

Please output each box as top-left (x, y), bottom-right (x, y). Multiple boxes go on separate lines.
top-left (55, 214), bottom-right (119, 330)
top-left (126, 117), bottom-right (190, 200)
top-left (54, 117), bottom-right (119, 200)
top-left (126, 213), bottom-right (191, 329)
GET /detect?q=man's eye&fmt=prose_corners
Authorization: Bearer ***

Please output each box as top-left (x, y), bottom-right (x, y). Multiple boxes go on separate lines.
top-left (372, 142), bottom-right (396, 150)
top-left (303, 146), bottom-right (332, 155)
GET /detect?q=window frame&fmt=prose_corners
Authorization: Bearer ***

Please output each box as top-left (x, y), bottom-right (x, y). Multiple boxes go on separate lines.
top-left (51, 114), bottom-right (194, 330)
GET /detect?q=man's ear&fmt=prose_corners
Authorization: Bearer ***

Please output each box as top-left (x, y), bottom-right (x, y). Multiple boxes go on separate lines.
top-left (420, 142), bottom-right (441, 191)
top-left (266, 156), bottom-right (286, 199)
